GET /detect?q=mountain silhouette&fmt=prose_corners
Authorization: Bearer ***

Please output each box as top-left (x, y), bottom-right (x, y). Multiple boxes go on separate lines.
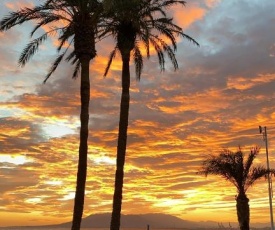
top-left (2, 213), bottom-right (269, 229)
top-left (2, 213), bottom-right (209, 229)
top-left (57, 213), bottom-right (202, 228)
top-left (82, 213), bottom-right (202, 229)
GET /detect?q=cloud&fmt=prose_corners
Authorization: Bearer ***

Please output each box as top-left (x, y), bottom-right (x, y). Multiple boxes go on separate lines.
top-left (1, 0), bottom-right (275, 226)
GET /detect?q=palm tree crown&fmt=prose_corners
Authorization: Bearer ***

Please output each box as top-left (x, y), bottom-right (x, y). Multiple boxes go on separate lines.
top-left (102, 0), bottom-right (199, 78)
top-left (0, 0), bottom-right (102, 80)
top-left (200, 147), bottom-right (275, 193)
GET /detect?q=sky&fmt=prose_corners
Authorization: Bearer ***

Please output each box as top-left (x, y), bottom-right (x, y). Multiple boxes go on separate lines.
top-left (0, 0), bottom-right (275, 227)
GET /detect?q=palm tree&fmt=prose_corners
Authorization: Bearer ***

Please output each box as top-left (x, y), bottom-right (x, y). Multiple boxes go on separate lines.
top-left (0, 1), bottom-right (103, 229)
top-left (101, 1), bottom-right (199, 230)
top-left (198, 147), bottom-right (275, 230)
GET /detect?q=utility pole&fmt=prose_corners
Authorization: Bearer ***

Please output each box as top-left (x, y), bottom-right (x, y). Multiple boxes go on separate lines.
top-left (259, 126), bottom-right (274, 230)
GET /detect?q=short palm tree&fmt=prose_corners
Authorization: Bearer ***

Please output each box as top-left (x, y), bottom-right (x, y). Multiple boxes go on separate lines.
top-left (198, 147), bottom-right (275, 230)
top-left (101, 1), bottom-right (199, 230)
top-left (0, 1), bottom-right (103, 229)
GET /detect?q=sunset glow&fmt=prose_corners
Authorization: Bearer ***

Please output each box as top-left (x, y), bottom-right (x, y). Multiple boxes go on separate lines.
top-left (0, 0), bottom-right (275, 228)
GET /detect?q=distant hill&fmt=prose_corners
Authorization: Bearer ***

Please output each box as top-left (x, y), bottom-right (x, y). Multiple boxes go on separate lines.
top-left (2, 213), bottom-right (209, 229)
top-left (79, 213), bottom-right (201, 229)
top-left (53, 213), bottom-right (203, 229)
top-left (2, 213), bottom-right (270, 229)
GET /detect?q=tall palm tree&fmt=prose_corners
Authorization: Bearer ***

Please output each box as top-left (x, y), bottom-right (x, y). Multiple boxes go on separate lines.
top-left (101, 1), bottom-right (199, 230)
top-left (0, 1), bottom-right (103, 229)
top-left (198, 147), bottom-right (275, 230)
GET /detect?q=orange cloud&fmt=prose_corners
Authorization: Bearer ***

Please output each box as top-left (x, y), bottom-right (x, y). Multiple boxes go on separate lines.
top-left (227, 74), bottom-right (275, 90)
top-left (5, 1), bottom-right (34, 11)
top-left (173, 4), bottom-right (206, 30)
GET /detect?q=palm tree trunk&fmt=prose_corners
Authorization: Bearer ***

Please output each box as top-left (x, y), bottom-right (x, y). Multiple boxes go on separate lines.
top-left (71, 57), bottom-right (90, 230)
top-left (110, 53), bottom-right (131, 230)
top-left (236, 192), bottom-right (250, 230)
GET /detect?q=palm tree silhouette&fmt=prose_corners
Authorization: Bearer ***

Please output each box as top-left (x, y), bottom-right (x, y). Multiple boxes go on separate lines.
top-left (0, 1), bottom-right (103, 229)
top-left (198, 147), bottom-right (275, 230)
top-left (101, 1), bottom-right (199, 230)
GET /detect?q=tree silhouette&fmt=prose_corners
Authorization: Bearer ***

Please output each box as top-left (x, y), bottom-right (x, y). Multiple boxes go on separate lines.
top-left (101, 1), bottom-right (199, 230)
top-left (0, 1), bottom-right (103, 229)
top-left (198, 147), bottom-right (275, 230)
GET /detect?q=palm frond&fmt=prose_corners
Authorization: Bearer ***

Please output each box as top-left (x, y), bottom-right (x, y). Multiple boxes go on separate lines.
top-left (30, 15), bottom-right (61, 37)
top-left (153, 18), bottom-right (178, 49)
top-left (43, 52), bottom-right (66, 83)
top-left (245, 166), bottom-right (270, 191)
top-left (0, 3), bottom-right (61, 31)
top-left (146, 37), bottom-right (164, 71)
top-left (66, 51), bottom-right (77, 63)
top-left (160, 0), bottom-right (186, 8)
top-left (158, 38), bottom-right (179, 70)
top-left (104, 48), bottom-right (118, 77)
top-left (0, 7), bottom-right (39, 31)
top-left (150, 35), bottom-right (179, 71)
top-left (181, 33), bottom-right (200, 46)
top-left (19, 33), bottom-right (48, 67)
top-left (243, 147), bottom-right (259, 181)
top-left (72, 60), bottom-right (81, 79)
top-left (133, 45), bottom-right (143, 80)
top-left (57, 26), bottom-right (74, 52)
